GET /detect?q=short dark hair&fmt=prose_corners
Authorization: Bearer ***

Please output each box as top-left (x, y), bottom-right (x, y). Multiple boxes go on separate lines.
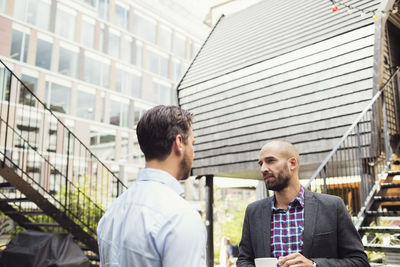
top-left (136, 105), bottom-right (193, 161)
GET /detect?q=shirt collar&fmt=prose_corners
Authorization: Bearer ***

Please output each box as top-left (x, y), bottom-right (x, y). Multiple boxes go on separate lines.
top-left (271, 185), bottom-right (305, 210)
top-left (137, 168), bottom-right (185, 197)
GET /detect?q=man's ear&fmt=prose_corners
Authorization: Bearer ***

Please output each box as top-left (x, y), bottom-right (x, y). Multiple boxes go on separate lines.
top-left (288, 157), bottom-right (297, 170)
top-left (173, 134), bottom-right (184, 155)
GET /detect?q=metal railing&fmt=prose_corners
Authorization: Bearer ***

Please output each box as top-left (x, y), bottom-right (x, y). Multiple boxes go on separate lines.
top-left (306, 67), bottom-right (400, 215)
top-left (0, 60), bottom-right (127, 243)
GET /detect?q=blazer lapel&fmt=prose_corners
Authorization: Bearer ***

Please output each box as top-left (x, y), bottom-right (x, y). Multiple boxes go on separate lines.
top-left (303, 190), bottom-right (318, 258)
top-left (261, 197), bottom-right (272, 257)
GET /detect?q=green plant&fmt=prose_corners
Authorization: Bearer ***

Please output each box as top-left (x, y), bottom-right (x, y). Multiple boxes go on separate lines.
top-left (365, 220), bottom-right (400, 263)
top-left (213, 188), bottom-right (256, 263)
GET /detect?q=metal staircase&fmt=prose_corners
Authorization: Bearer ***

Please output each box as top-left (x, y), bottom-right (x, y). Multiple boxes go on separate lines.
top-left (306, 67), bottom-right (400, 265)
top-left (0, 60), bottom-right (127, 263)
top-left (358, 167), bottom-right (400, 264)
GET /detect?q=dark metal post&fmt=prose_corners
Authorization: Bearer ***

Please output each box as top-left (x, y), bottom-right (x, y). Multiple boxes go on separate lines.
top-left (321, 166), bottom-right (327, 194)
top-left (356, 123), bottom-right (366, 204)
top-left (2, 70), bottom-right (11, 167)
top-left (65, 131), bottom-right (71, 209)
top-left (382, 98), bottom-right (391, 169)
top-left (205, 175), bottom-right (214, 267)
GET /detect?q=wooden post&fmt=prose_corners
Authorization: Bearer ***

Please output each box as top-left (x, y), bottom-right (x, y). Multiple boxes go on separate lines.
top-left (205, 175), bottom-right (214, 267)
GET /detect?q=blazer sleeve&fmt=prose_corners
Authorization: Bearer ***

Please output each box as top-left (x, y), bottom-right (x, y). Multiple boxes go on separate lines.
top-left (237, 205), bottom-right (256, 267)
top-left (312, 198), bottom-right (370, 267)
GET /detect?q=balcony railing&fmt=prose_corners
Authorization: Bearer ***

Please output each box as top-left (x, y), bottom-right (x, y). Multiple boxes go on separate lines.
top-left (306, 67), bottom-right (400, 215)
top-left (0, 59), bottom-right (127, 244)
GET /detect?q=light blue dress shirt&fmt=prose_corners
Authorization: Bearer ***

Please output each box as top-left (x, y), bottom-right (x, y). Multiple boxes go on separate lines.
top-left (97, 168), bottom-right (207, 267)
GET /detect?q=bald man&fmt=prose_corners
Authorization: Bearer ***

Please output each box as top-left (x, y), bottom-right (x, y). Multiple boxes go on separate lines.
top-left (237, 141), bottom-right (369, 267)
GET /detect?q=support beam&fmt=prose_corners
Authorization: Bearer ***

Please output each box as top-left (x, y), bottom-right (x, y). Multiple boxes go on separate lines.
top-left (205, 175), bottom-right (214, 267)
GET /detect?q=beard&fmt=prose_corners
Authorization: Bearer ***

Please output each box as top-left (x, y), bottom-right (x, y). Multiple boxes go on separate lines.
top-left (178, 152), bottom-right (192, 180)
top-left (265, 165), bottom-right (291, 192)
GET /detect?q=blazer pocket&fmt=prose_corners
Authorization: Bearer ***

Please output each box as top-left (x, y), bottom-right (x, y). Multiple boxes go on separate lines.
top-left (312, 231), bottom-right (337, 258)
top-left (314, 231), bottom-right (335, 240)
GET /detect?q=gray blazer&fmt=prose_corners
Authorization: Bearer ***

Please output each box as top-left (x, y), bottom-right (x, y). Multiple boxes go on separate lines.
top-left (237, 189), bottom-right (370, 267)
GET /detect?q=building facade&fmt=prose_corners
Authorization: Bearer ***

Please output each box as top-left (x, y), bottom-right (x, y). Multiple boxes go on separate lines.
top-left (177, 0), bottom-right (400, 179)
top-left (0, 0), bottom-right (207, 184)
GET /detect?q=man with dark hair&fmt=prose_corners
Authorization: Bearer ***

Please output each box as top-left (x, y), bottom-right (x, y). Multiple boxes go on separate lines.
top-left (97, 105), bottom-right (206, 267)
top-left (237, 140), bottom-right (370, 267)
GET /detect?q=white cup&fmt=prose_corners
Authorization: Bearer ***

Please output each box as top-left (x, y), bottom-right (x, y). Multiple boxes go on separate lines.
top-left (254, 257), bottom-right (278, 267)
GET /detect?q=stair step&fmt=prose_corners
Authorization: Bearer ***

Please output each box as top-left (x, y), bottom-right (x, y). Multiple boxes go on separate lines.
top-left (87, 255), bottom-right (100, 261)
top-left (374, 196), bottom-right (400, 202)
top-left (23, 222), bottom-right (60, 227)
top-left (364, 244), bottom-right (400, 253)
top-left (388, 170), bottom-right (400, 176)
top-left (5, 210), bottom-right (45, 216)
top-left (359, 226), bottom-right (400, 233)
top-left (381, 183), bottom-right (400, 189)
top-left (80, 245), bottom-right (91, 251)
top-left (0, 182), bottom-right (12, 188)
top-left (0, 198), bottom-right (30, 203)
top-left (366, 211), bottom-right (400, 216)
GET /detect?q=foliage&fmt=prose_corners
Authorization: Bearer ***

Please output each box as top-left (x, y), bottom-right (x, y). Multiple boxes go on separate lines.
top-left (213, 187), bottom-right (256, 263)
top-left (0, 211), bottom-right (24, 249)
top-left (56, 174), bottom-right (109, 235)
top-left (366, 220), bottom-right (400, 263)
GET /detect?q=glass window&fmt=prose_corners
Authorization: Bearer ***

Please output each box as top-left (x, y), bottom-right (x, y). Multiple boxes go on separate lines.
top-left (90, 131), bottom-right (115, 145)
top-left (109, 100), bottom-right (120, 125)
top-left (108, 31), bottom-right (120, 58)
top-left (121, 103), bottom-right (129, 128)
top-left (133, 106), bottom-right (146, 125)
top-left (89, 129), bottom-right (116, 161)
top-left (34, 0), bottom-right (50, 31)
top-left (0, 0), bottom-right (6, 14)
top-left (121, 136), bottom-right (128, 158)
top-left (13, 0), bottom-right (25, 21)
top-left (147, 49), bottom-right (168, 78)
top-left (173, 33), bottom-right (186, 59)
top-left (35, 37), bottom-right (52, 70)
top-left (153, 81), bottom-right (171, 105)
top-left (81, 18), bottom-right (95, 48)
top-left (97, 0), bottom-right (109, 20)
top-left (115, 68), bottom-right (141, 98)
top-left (99, 25), bottom-right (105, 52)
top-left (82, 0), bottom-right (95, 7)
top-left (0, 65), bottom-right (11, 101)
top-left (133, 12), bottom-right (156, 43)
top-left (159, 26), bottom-right (171, 51)
top-left (134, 41), bottom-right (142, 67)
top-left (55, 5), bottom-right (76, 40)
top-left (172, 59), bottom-right (182, 81)
top-left (13, 0), bottom-right (50, 31)
top-left (115, 3), bottom-right (129, 29)
top-left (10, 28), bottom-right (29, 62)
top-left (76, 89), bottom-right (95, 120)
top-left (84, 53), bottom-right (110, 87)
top-left (58, 46), bottom-right (78, 78)
top-left (121, 36), bottom-right (132, 63)
top-left (45, 81), bottom-right (71, 114)
top-left (19, 74), bottom-right (37, 106)
top-left (109, 98), bottom-right (129, 127)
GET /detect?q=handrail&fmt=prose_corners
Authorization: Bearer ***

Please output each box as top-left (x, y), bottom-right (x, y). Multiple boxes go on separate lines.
top-left (0, 116), bottom-right (104, 217)
top-left (0, 59), bottom-right (129, 251)
top-left (306, 67), bottom-right (400, 188)
top-left (0, 59), bottom-right (125, 186)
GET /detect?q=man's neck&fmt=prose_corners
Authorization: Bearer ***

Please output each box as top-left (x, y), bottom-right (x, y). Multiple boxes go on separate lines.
top-left (274, 183), bottom-right (301, 209)
top-left (145, 158), bottom-right (179, 180)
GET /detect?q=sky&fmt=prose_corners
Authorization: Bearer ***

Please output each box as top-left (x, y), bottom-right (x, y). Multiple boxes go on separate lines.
top-left (133, 0), bottom-right (263, 40)
top-left (177, 0), bottom-right (263, 26)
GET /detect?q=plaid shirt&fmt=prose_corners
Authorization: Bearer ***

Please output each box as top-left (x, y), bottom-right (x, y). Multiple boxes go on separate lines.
top-left (270, 186), bottom-right (305, 258)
